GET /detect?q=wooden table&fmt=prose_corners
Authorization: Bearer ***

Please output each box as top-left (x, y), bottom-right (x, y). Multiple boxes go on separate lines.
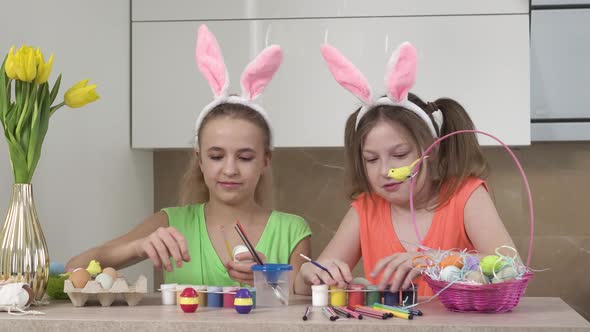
top-left (0, 295), bottom-right (588, 331)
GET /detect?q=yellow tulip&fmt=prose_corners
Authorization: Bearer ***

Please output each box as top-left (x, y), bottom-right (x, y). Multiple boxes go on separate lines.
top-left (64, 79), bottom-right (99, 108)
top-left (14, 46), bottom-right (37, 82)
top-left (5, 46), bottom-right (17, 79)
top-left (35, 53), bottom-right (53, 84)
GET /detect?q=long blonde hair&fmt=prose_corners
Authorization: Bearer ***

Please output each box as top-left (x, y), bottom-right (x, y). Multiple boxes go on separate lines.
top-left (178, 103), bottom-right (274, 208)
top-left (345, 93), bottom-right (488, 208)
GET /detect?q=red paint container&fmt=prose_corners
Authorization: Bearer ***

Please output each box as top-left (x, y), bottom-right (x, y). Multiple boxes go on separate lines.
top-left (347, 284), bottom-right (366, 308)
top-left (223, 286), bottom-right (239, 309)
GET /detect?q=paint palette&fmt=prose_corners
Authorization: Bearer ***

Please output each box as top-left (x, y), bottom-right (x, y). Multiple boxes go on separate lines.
top-left (64, 275), bottom-right (147, 307)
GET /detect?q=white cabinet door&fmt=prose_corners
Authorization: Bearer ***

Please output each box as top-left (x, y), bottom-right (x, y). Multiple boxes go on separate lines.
top-left (132, 0), bottom-right (528, 21)
top-left (531, 9), bottom-right (590, 119)
top-left (132, 15), bottom-right (530, 148)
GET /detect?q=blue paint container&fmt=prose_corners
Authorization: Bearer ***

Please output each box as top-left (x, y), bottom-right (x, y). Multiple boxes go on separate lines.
top-left (383, 290), bottom-right (399, 306)
top-left (207, 286), bottom-right (223, 307)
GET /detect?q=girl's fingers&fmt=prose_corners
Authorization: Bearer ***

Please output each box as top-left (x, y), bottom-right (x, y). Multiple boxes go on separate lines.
top-left (326, 261), bottom-right (345, 285)
top-left (389, 262), bottom-right (412, 291)
top-left (401, 267), bottom-right (421, 290)
top-left (308, 274), bottom-right (321, 285)
top-left (229, 261), bottom-right (256, 273)
top-left (142, 241), bottom-right (161, 270)
top-left (150, 235), bottom-right (173, 272)
top-left (317, 269), bottom-right (337, 286)
top-left (332, 260), bottom-right (353, 286)
top-left (157, 228), bottom-right (183, 268)
top-left (371, 255), bottom-right (395, 278)
top-left (377, 257), bottom-right (405, 290)
top-left (168, 227), bottom-right (191, 262)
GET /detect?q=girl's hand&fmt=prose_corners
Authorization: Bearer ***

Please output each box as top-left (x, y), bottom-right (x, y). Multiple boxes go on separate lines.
top-left (299, 259), bottom-right (352, 288)
top-left (371, 252), bottom-right (421, 291)
top-left (136, 227), bottom-right (191, 272)
top-left (226, 251), bottom-right (266, 286)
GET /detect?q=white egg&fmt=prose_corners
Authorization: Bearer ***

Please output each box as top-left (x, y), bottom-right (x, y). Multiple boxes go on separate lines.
top-left (492, 266), bottom-right (519, 284)
top-left (439, 266), bottom-right (462, 282)
top-left (464, 270), bottom-right (490, 285)
top-left (232, 245), bottom-right (252, 262)
top-left (95, 273), bottom-right (114, 290)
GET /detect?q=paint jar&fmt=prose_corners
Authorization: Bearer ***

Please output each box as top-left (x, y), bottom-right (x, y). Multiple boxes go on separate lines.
top-left (401, 286), bottom-right (418, 305)
top-left (347, 284), bottom-right (365, 307)
top-left (365, 285), bottom-right (381, 306)
top-left (194, 285), bottom-right (208, 307)
top-left (383, 289), bottom-right (399, 306)
top-left (160, 283), bottom-right (177, 305)
top-left (223, 286), bottom-right (239, 309)
top-left (252, 264), bottom-right (292, 307)
top-left (311, 284), bottom-right (329, 307)
top-left (207, 286), bottom-right (223, 307)
top-left (329, 286), bottom-right (346, 307)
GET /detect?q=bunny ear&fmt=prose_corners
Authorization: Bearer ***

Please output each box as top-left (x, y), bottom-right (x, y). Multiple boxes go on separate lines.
top-left (320, 44), bottom-right (372, 105)
top-left (195, 24), bottom-right (229, 97)
top-left (385, 42), bottom-right (417, 102)
top-left (240, 45), bottom-right (283, 101)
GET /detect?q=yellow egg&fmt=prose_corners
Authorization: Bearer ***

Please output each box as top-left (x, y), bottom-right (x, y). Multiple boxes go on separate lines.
top-left (69, 268), bottom-right (91, 288)
top-left (102, 267), bottom-right (118, 279)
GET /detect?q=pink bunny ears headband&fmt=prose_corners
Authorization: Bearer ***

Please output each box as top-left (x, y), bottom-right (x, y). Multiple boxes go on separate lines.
top-left (194, 24), bottom-right (283, 148)
top-left (320, 42), bottom-right (442, 137)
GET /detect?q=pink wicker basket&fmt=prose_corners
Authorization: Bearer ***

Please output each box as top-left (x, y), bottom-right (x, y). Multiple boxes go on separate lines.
top-left (409, 130), bottom-right (535, 313)
top-left (423, 272), bottom-right (534, 313)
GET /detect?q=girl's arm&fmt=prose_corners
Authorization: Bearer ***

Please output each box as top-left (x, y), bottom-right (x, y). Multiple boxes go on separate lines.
top-left (66, 212), bottom-right (190, 271)
top-left (294, 207), bottom-right (362, 294)
top-left (288, 236), bottom-right (311, 294)
top-left (464, 185), bottom-right (518, 256)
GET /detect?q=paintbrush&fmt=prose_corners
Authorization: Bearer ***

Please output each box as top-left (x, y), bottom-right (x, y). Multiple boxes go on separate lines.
top-left (233, 221), bottom-right (286, 305)
top-left (299, 254), bottom-right (349, 284)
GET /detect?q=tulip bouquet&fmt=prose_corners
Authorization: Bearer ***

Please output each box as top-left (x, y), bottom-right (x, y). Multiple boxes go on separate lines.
top-left (0, 45), bottom-right (99, 183)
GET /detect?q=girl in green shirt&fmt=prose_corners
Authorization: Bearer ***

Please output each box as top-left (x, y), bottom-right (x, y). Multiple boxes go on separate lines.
top-left (66, 25), bottom-right (311, 290)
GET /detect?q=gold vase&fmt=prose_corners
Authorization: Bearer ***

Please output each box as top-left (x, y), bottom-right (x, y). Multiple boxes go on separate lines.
top-left (0, 184), bottom-right (50, 301)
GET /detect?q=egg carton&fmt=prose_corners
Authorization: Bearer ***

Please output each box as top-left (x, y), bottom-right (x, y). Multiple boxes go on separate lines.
top-left (63, 275), bottom-right (147, 307)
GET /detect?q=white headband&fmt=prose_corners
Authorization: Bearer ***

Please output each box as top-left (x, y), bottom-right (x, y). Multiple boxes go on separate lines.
top-left (194, 24), bottom-right (282, 149)
top-left (357, 97), bottom-right (443, 137)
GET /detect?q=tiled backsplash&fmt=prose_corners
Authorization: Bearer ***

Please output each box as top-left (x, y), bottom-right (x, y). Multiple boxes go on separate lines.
top-left (154, 143), bottom-right (590, 319)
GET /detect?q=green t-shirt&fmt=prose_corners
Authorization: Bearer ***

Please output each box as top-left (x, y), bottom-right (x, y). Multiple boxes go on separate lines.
top-left (162, 203), bottom-right (311, 286)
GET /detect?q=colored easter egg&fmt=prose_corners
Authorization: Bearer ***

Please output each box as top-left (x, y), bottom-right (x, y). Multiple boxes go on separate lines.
top-left (480, 255), bottom-right (503, 276)
top-left (439, 266), bottom-right (462, 282)
top-left (179, 287), bottom-right (199, 313)
top-left (439, 254), bottom-right (464, 269)
top-left (234, 288), bottom-right (253, 314)
top-left (49, 262), bottom-right (65, 275)
top-left (464, 255), bottom-right (480, 271)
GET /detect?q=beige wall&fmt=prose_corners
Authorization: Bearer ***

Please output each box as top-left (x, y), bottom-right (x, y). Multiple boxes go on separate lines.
top-left (154, 142), bottom-right (590, 319)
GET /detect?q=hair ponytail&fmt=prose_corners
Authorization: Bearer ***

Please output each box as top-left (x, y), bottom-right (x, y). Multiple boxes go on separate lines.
top-left (432, 98), bottom-right (488, 205)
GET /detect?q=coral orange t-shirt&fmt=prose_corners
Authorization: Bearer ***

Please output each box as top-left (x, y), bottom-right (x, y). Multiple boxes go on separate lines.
top-left (353, 178), bottom-right (486, 296)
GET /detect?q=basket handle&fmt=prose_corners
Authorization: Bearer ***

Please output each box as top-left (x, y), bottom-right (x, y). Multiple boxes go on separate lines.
top-left (409, 130), bottom-right (534, 267)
